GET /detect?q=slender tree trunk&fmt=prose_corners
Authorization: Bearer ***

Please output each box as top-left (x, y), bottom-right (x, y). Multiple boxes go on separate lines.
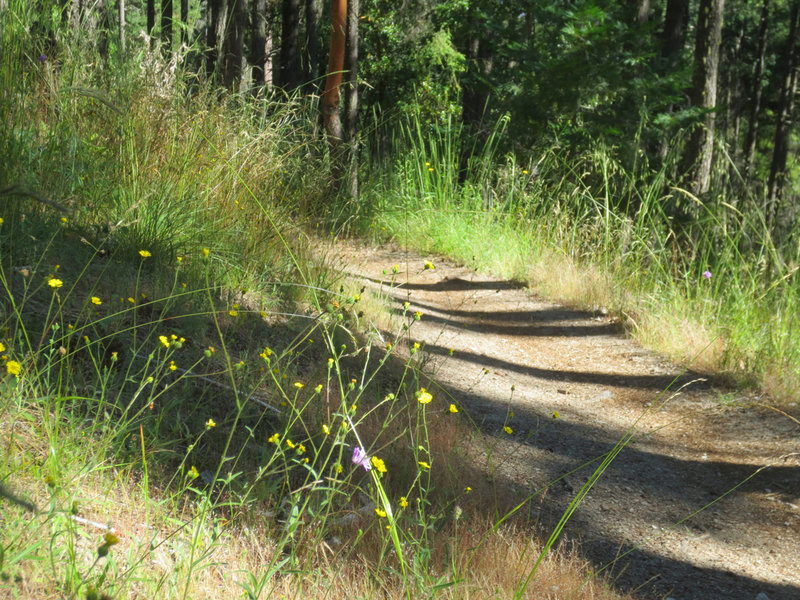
top-left (661, 0), bottom-right (688, 65)
top-left (221, 0), bottom-right (247, 90)
top-left (206, 0), bottom-right (220, 78)
top-left (766, 0), bottom-right (799, 236)
top-left (344, 0), bottom-right (359, 199)
top-left (161, 0), bottom-right (172, 50)
top-left (180, 0), bottom-right (188, 46)
top-left (280, 0), bottom-right (302, 91)
top-left (304, 0), bottom-right (322, 92)
top-left (323, 0), bottom-right (346, 147)
top-left (147, 0), bottom-right (155, 38)
top-left (118, 0), bottom-right (125, 53)
top-left (743, 0), bottom-right (770, 177)
top-left (251, 0), bottom-right (269, 89)
top-left (633, 0), bottom-right (650, 24)
top-left (214, 0), bottom-right (229, 77)
top-left (683, 0), bottom-right (725, 197)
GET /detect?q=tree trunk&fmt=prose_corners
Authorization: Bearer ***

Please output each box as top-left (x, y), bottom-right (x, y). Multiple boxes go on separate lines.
top-left (323, 0), bottom-right (346, 147)
top-left (251, 0), bottom-right (269, 90)
top-left (147, 0), bottom-right (155, 38)
top-left (221, 0), bottom-right (247, 90)
top-left (344, 0), bottom-right (359, 199)
top-left (743, 0), bottom-right (770, 177)
top-left (633, 0), bottom-right (650, 25)
top-left (214, 0), bottom-right (229, 78)
top-left (180, 0), bottom-right (189, 46)
top-left (206, 0), bottom-right (220, 78)
top-left (118, 0), bottom-right (126, 54)
top-left (304, 0), bottom-right (322, 92)
top-left (660, 0), bottom-right (688, 65)
top-left (161, 0), bottom-right (172, 50)
top-left (766, 0), bottom-right (799, 236)
top-left (280, 0), bottom-right (302, 91)
top-left (683, 0), bottom-right (725, 197)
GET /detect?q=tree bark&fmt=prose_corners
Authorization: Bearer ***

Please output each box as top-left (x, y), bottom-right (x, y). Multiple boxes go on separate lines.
top-left (214, 0), bottom-right (229, 78)
top-left (304, 0), bottom-right (322, 92)
top-left (147, 0), bottom-right (155, 38)
top-left (344, 0), bottom-right (359, 199)
top-left (161, 0), bottom-right (172, 50)
top-left (766, 0), bottom-right (799, 235)
top-left (743, 0), bottom-right (770, 177)
top-left (206, 0), bottom-right (220, 78)
top-left (280, 0), bottom-right (302, 91)
top-left (118, 0), bottom-right (125, 54)
top-left (221, 0), bottom-right (248, 90)
top-left (660, 0), bottom-right (688, 65)
top-left (251, 0), bottom-right (269, 90)
top-left (323, 0), bottom-right (346, 147)
top-left (683, 0), bottom-right (725, 197)
top-left (180, 0), bottom-right (188, 46)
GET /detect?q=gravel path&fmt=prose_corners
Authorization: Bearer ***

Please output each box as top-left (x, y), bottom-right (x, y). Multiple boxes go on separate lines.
top-left (334, 241), bottom-right (800, 600)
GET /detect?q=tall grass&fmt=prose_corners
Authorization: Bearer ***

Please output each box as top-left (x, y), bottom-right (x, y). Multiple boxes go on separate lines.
top-left (1, 4), bottom-right (636, 600)
top-left (362, 111), bottom-right (800, 399)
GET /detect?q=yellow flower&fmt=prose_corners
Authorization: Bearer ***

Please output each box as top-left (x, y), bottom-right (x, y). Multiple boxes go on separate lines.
top-left (285, 439), bottom-right (296, 449)
top-left (424, 260), bottom-right (435, 270)
top-left (169, 361), bottom-right (177, 371)
top-left (268, 433), bottom-right (280, 444)
top-left (206, 418), bottom-right (216, 429)
top-left (449, 403), bottom-right (458, 414)
top-left (189, 466), bottom-right (199, 479)
top-left (416, 388), bottom-right (433, 404)
top-left (48, 278), bottom-right (63, 289)
top-left (322, 424), bottom-right (330, 435)
top-left (399, 496), bottom-right (409, 508)
top-left (202, 247), bottom-right (210, 258)
top-left (0, 217), bottom-right (3, 224)
top-left (228, 310), bottom-right (238, 317)
top-left (418, 461), bottom-right (431, 470)
top-left (465, 486), bottom-right (472, 493)
top-left (0, 342), bottom-right (5, 353)
top-left (127, 297), bottom-right (135, 303)
top-left (297, 444), bottom-right (306, 454)
top-left (176, 256), bottom-right (183, 263)
top-left (375, 508), bottom-right (387, 518)
top-left (371, 456), bottom-right (387, 473)
top-left (6, 360), bottom-right (21, 376)
top-left (103, 532), bottom-right (119, 546)
top-left (294, 382), bottom-right (304, 389)
top-left (314, 384), bottom-right (323, 393)
top-left (91, 296), bottom-right (102, 305)
top-left (159, 335), bottom-right (170, 348)
top-left (335, 463), bottom-right (343, 474)
top-left (139, 250), bottom-right (151, 258)
top-left (552, 411), bottom-right (560, 419)
top-left (503, 426), bottom-right (513, 435)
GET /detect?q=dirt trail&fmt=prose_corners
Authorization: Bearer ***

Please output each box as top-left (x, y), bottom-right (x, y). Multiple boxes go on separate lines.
top-left (333, 241), bottom-right (800, 600)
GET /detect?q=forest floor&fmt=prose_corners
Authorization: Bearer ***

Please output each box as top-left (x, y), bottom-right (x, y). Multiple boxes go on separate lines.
top-left (331, 239), bottom-right (800, 600)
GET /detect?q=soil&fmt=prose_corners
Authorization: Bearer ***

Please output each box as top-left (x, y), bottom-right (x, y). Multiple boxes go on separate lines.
top-left (332, 240), bottom-right (800, 600)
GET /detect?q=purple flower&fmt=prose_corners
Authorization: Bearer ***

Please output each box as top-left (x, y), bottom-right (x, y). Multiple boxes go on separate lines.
top-left (352, 446), bottom-right (372, 471)
top-left (38, 54), bottom-right (47, 63)
top-left (702, 270), bottom-right (712, 280)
